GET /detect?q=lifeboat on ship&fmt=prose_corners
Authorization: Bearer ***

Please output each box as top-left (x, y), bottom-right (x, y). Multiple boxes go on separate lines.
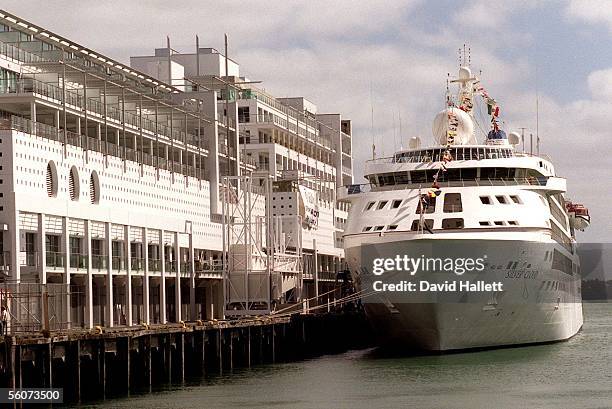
top-left (566, 202), bottom-right (591, 231)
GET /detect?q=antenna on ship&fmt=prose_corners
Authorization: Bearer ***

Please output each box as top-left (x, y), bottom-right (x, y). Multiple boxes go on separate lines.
top-left (536, 64), bottom-right (540, 156)
top-left (518, 127), bottom-right (527, 153)
top-left (370, 81), bottom-right (376, 159)
top-left (399, 110), bottom-right (403, 150)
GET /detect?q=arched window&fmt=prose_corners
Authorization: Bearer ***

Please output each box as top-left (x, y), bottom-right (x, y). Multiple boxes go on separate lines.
top-left (90, 171), bottom-right (100, 204)
top-left (46, 161), bottom-right (58, 197)
top-left (69, 166), bottom-right (79, 201)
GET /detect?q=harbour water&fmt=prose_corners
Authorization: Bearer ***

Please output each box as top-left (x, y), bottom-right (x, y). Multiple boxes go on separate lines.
top-left (80, 303), bottom-right (612, 409)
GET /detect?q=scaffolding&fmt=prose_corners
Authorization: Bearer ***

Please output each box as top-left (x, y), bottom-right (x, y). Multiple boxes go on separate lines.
top-left (221, 175), bottom-right (302, 316)
top-left (0, 281), bottom-right (74, 334)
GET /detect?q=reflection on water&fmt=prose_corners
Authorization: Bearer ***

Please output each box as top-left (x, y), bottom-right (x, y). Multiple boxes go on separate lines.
top-left (77, 303), bottom-right (612, 409)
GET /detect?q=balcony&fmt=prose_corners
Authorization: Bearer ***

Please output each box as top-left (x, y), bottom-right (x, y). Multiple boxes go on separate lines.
top-left (69, 253), bottom-right (88, 270)
top-left (164, 260), bottom-right (177, 273)
top-left (22, 251), bottom-right (37, 267)
top-left (148, 258), bottom-right (161, 272)
top-left (91, 254), bottom-right (107, 271)
top-left (46, 252), bottom-right (65, 269)
top-left (112, 256), bottom-right (126, 271)
top-left (0, 78), bottom-right (204, 154)
top-left (131, 257), bottom-right (145, 271)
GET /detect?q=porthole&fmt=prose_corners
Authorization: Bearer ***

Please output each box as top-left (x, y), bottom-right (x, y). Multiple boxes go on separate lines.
top-left (46, 161), bottom-right (58, 197)
top-left (69, 166), bottom-right (80, 201)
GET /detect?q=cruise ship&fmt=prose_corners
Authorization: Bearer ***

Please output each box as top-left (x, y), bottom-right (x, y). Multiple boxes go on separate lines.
top-left (340, 63), bottom-right (591, 351)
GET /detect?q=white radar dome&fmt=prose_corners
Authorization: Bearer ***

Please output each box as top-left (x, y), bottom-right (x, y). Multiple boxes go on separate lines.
top-left (508, 132), bottom-right (521, 145)
top-left (408, 136), bottom-right (421, 149)
top-left (458, 66), bottom-right (472, 81)
top-left (432, 107), bottom-right (476, 145)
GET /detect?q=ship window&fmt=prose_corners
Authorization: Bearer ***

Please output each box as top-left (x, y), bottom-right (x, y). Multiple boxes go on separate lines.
top-left (461, 168), bottom-right (477, 180)
top-left (479, 221), bottom-right (491, 226)
top-left (377, 201), bottom-right (388, 210)
top-left (443, 193), bottom-right (462, 212)
top-left (391, 200), bottom-right (402, 209)
top-left (494, 221), bottom-right (505, 226)
top-left (552, 249), bottom-right (572, 275)
top-left (410, 219), bottom-right (433, 231)
top-left (442, 218), bottom-right (464, 229)
top-left (387, 225), bottom-right (398, 231)
top-left (365, 201), bottom-right (376, 210)
top-left (510, 195), bottom-right (521, 204)
top-left (508, 221), bottom-right (519, 226)
top-left (480, 196), bottom-right (492, 205)
top-left (362, 226), bottom-right (372, 232)
top-left (495, 195), bottom-right (509, 204)
top-left (416, 195), bottom-right (436, 214)
top-left (374, 226), bottom-right (384, 231)
top-left (410, 170), bottom-right (427, 184)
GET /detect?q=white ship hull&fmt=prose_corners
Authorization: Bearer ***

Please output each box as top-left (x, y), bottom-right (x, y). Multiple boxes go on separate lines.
top-left (345, 237), bottom-right (583, 351)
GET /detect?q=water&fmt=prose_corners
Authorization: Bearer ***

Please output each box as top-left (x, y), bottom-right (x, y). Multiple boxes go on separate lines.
top-left (81, 303), bottom-right (612, 409)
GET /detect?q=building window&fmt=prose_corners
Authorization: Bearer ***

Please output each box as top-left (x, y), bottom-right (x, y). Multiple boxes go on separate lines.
top-left (443, 193), bottom-right (462, 212)
top-left (69, 166), bottom-right (80, 201)
top-left (479, 221), bottom-right (491, 226)
top-left (510, 195), bottom-right (522, 204)
top-left (442, 218), bottom-right (464, 229)
top-left (391, 200), bottom-right (402, 209)
top-left (377, 201), bottom-right (388, 210)
top-left (46, 161), bottom-right (58, 197)
top-left (387, 225), bottom-right (398, 230)
top-left (480, 196), bottom-right (492, 205)
top-left (90, 171), bottom-right (100, 204)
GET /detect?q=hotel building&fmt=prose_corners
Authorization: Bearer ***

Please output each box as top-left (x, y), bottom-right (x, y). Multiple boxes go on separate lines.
top-left (0, 10), bottom-right (353, 330)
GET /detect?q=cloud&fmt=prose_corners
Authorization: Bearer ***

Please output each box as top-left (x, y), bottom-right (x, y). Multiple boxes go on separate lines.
top-left (1, 0), bottom-right (610, 242)
top-left (566, 0), bottom-right (612, 31)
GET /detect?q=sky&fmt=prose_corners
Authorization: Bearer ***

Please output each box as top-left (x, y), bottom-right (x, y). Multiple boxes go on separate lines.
top-left (2, 0), bottom-right (611, 243)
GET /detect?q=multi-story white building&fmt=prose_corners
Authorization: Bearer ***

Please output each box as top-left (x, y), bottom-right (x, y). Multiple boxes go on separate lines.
top-left (132, 46), bottom-right (354, 299)
top-left (0, 10), bottom-right (353, 330)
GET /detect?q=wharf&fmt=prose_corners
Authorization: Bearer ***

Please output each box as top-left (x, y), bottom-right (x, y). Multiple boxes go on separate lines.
top-left (0, 311), bottom-right (371, 402)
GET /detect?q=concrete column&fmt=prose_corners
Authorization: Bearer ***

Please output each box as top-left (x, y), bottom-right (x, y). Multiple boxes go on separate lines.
top-left (206, 283), bottom-right (214, 320)
top-left (97, 123), bottom-right (102, 140)
top-left (189, 233), bottom-right (196, 321)
top-left (30, 101), bottom-right (37, 132)
top-left (143, 227), bottom-right (150, 325)
top-left (313, 239), bottom-right (318, 302)
top-left (37, 213), bottom-right (46, 285)
top-left (105, 222), bottom-right (113, 327)
top-left (124, 225), bottom-right (132, 326)
top-left (62, 217), bottom-right (71, 328)
top-left (54, 110), bottom-right (60, 128)
top-left (174, 232), bottom-right (181, 323)
top-left (76, 116), bottom-right (81, 136)
top-left (160, 230), bottom-right (166, 324)
top-left (85, 220), bottom-right (93, 328)
top-left (12, 209), bottom-right (20, 283)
